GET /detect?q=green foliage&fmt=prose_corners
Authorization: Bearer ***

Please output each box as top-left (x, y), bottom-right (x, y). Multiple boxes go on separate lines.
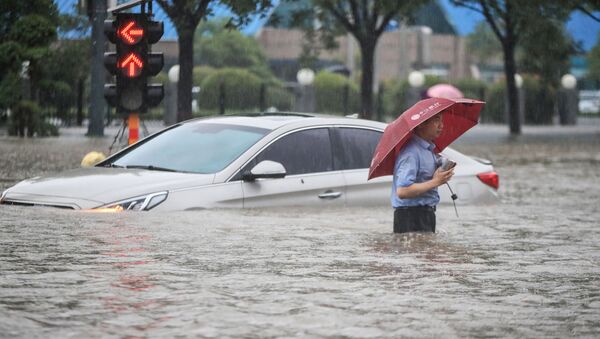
top-left (198, 67), bottom-right (291, 111)
top-left (154, 71), bottom-right (169, 86)
top-left (588, 33), bottom-right (600, 81)
top-left (0, 72), bottom-right (21, 110)
top-left (466, 22), bottom-right (502, 63)
top-left (480, 76), bottom-right (556, 125)
top-left (35, 40), bottom-right (89, 123)
top-left (193, 19), bottom-right (276, 83)
top-left (313, 71), bottom-right (359, 114)
top-left (199, 68), bottom-right (261, 109)
top-left (381, 75), bottom-right (443, 117)
top-left (452, 0), bottom-right (576, 131)
top-left (265, 86), bottom-right (293, 111)
top-left (0, 41), bottom-right (23, 71)
top-left (0, 0), bottom-right (60, 113)
top-left (8, 100), bottom-right (58, 137)
top-left (482, 81), bottom-right (507, 123)
top-left (193, 66), bottom-right (217, 87)
top-left (291, 0), bottom-right (429, 118)
top-left (8, 14), bottom-right (56, 48)
top-left (451, 78), bottom-right (487, 101)
top-left (517, 17), bottom-right (575, 89)
top-left (0, 0), bottom-right (59, 39)
top-left (382, 79), bottom-right (409, 117)
top-left (522, 75), bottom-right (555, 125)
top-left (39, 79), bottom-right (72, 122)
top-left (156, 0), bottom-right (276, 121)
top-left (423, 75), bottom-right (444, 88)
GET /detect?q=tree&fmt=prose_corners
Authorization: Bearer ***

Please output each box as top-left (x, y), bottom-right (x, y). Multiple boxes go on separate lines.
top-left (0, 0), bottom-right (59, 109)
top-left (518, 18), bottom-right (576, 90)
top-left (466, 22), bottom-right (502, 64)
top-left (452, 0), bottom-right (599, 134)
top-left (39, 39), bottom-right (91, 124)
top-left (301, 0), bottom-right (428, 120)
top-left (156, 0), bottom-right (273, 122)
top-left (193, 19), bottom-right (274, 82)
top-left (588, 33), bottom-right (600, 81)
top-left (451, 1), bottom-right (574, 135)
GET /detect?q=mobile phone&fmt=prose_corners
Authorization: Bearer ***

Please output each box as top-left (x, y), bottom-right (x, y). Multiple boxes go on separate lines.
top-left (441, 159), bottom-right (456, 171)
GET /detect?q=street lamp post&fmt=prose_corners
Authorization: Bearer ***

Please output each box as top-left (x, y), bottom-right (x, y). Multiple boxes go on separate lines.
top-left (406, 70), bottom-right (425, 108)
top-left (295, 68), bottom-right (315, 113)
top-left (559, 74), bottom-right (578, 125)
top-left (514, 73), bottom-right (525, 126)
top-left (165, 65), bottom-right (179, 126)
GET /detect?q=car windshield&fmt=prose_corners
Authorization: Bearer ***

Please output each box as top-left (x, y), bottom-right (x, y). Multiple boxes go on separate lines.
top-left (111, 122), bottom-right (270, 174)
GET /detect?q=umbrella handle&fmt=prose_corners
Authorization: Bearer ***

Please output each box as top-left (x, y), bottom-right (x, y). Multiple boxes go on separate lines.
top-left (446, 183), bottom-right (459, 218)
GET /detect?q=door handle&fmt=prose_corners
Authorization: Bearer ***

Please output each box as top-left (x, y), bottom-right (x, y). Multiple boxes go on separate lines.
top-left (318, 191), bottom-right (342, 199)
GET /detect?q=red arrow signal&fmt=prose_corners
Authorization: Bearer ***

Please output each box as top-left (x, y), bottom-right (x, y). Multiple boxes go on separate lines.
top-left (119, 53), bottom-right (144, 77)
top-left (118, 20), bottom-right (144, 45)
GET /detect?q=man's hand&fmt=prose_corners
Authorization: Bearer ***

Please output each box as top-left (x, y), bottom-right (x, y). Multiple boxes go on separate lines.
top-left (432, 167), bottom-right (454, 186)
top-left (396, 168), bottom-right (455, 199)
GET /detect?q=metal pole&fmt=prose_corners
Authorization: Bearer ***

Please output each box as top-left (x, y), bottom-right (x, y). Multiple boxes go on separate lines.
top-left (76, 78), bottom-right (84, 126)
top-left (219, 81), bottom-right (225, 115)
top-left (259, 83), bottom-right (266, 112)
top-left (128, 113), bottom-right (139, 144)
top-left (88, 0), bottom-right (106, 137)
top-left (343, 84), bottom-right (349, 115)
top-left (377, 82), bottom-right (384, 122)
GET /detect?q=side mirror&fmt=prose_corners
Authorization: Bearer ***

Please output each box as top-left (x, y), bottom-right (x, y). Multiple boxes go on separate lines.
top-left (242, 160), bottom-right (286, 182)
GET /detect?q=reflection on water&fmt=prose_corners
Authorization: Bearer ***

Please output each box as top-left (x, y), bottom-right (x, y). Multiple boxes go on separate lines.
top-left (1, 132), bottom-right (600, 337)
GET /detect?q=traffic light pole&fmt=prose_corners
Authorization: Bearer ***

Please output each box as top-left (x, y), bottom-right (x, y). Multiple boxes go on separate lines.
top-left (128, 113), bottom-right (139, 145)
top-left (88, 0), bottom-right (107, 137)
top-left (103, 1), bottom-right (163, 147)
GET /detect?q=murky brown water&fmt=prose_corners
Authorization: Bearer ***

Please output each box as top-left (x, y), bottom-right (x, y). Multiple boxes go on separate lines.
top-left (1, 123), bottom-right (599, 337)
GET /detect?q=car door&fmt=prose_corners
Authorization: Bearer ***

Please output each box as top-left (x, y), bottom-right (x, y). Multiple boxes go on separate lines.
top-left (238, 127), bottom-right (346, 208)
top-left (332, 127), bottom-right (390, 206)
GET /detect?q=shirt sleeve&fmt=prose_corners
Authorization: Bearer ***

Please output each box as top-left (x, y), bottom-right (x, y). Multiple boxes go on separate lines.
top-left (394, 152), bottom-right (418, 188)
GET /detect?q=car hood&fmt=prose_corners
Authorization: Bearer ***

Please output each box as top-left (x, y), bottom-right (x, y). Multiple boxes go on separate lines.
top-left (3, 167), bottom-right (215, 209)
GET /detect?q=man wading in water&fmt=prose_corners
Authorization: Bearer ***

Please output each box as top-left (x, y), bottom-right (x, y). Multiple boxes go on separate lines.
top-left (391, 113), bottom-right (455, 233)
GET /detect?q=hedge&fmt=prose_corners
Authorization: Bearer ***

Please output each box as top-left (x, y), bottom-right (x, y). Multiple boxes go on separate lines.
top-left (8, 100), bottom-right (58, 137)
top-left (313, 71), bottom-right (360, 114)
top-left (481, 76), bottom-right (555, 124)
top-left (198, 67), bottom-right (293, 111)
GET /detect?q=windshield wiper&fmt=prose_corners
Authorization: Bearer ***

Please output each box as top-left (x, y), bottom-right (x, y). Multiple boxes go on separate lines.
top-left (124, 165), bottom-right (179, 172)
top-left (105, 163), bottom-right (125, 168)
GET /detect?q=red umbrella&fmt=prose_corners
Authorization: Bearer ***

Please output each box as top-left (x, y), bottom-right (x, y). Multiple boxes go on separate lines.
top-left (426, 83), bottom-right (464, 99)
top-left (368, 97), bottom-right (484, 180)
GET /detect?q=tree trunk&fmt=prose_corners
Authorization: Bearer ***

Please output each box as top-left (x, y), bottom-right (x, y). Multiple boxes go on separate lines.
top-left (77, 78), bottom-right (84, 126)
top-left (176, 28), bottom-right (194, 122)
top-left (359, 40), bottom-right (376, 120)
top-left (503, 39), bottom-right (521, 135)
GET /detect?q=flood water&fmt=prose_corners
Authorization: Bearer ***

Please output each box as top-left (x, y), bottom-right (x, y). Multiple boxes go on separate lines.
top-left (1, 123), bottom-right (599, 337)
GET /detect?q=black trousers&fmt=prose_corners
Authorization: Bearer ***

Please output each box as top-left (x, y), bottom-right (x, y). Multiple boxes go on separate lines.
top-left (393, 206), bottom-right (436, 233)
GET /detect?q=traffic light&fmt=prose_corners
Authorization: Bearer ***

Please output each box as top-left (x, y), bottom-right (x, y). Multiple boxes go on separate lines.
top-left (104, 13), bottom-right (164, 113)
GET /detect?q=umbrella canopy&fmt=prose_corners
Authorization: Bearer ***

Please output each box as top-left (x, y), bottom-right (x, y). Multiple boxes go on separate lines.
top-left (368, 97), bottom-right (484, 180)
top-left (426, 83), bottom-right (464, 99)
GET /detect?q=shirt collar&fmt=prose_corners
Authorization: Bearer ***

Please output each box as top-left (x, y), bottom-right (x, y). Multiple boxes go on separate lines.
top-left (412, 134), bottom-right (435, 151)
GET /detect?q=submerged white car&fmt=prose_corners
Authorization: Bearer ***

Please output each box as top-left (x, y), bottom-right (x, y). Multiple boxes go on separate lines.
top-left (1, 114), bottom-right (499, 211)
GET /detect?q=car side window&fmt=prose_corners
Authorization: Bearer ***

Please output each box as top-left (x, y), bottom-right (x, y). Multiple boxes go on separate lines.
top-left (242, 128), bottom-right (334, 176)
top-left (336, 128), bottom-right (382, 170)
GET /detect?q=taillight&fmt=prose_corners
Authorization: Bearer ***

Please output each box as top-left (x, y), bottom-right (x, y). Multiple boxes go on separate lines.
top-left (477, 172), bottom-right (499, 190)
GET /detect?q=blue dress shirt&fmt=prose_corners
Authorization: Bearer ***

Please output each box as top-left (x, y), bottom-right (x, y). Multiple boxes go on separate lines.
top-left (391, 135), bottom-right (440, 208)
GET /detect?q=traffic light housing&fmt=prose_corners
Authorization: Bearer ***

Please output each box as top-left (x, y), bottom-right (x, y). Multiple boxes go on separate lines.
top-left (104, 13), bottom-right (164, 113)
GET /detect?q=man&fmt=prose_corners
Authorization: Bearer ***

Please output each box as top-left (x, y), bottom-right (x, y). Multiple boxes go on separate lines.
top-left (392, 113), bottom-right (454, 233)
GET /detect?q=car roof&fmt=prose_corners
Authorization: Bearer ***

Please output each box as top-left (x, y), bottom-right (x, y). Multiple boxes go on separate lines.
top-left (181, 112), bottom-right (387, 131)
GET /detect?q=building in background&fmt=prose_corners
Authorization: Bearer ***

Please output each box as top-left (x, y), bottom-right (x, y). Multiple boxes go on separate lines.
top-left (256, 1), bottom-right (477, 86)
